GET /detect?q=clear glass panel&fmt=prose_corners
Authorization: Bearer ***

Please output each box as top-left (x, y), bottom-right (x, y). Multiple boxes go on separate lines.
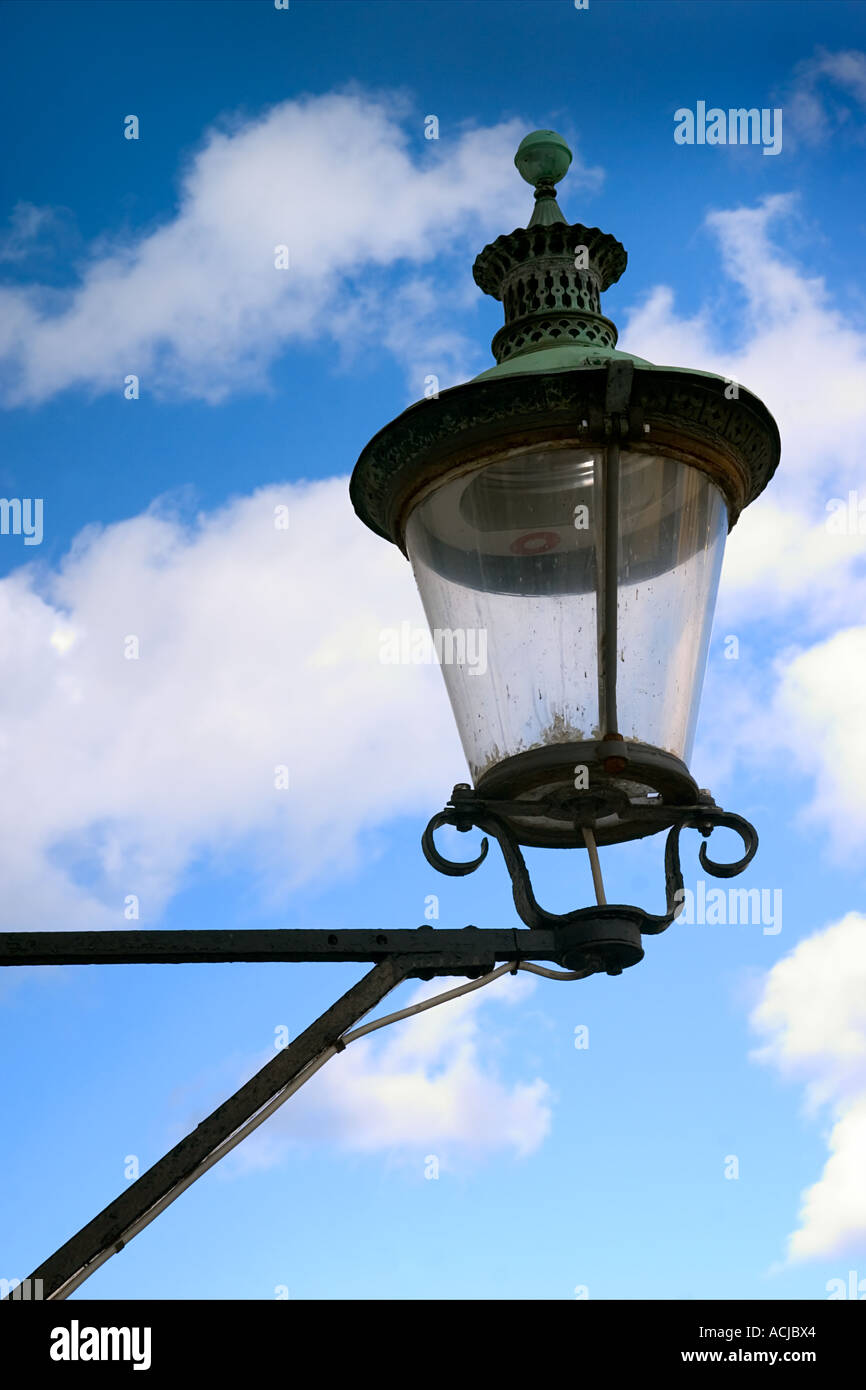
top-left (404, 445), bottom-right (727, 783)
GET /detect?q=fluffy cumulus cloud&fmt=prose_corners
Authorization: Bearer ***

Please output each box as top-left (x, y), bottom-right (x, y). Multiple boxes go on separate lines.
top-left (751, 913), bottom-right (866, 1261)
top-left (0, 480), bottom-right (464, 930)
top-left (0, 92), bottom-right (601, 404)
top-left (223, 973), bottom-right (552, 1169)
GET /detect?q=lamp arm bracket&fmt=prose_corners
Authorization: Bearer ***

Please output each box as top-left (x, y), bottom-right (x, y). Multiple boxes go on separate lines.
top-left (421, 786), bottom-right (759, 944)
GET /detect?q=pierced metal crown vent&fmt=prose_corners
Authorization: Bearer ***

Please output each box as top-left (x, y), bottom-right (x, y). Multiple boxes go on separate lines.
top-left (473, 222), bottom-right (626, 364)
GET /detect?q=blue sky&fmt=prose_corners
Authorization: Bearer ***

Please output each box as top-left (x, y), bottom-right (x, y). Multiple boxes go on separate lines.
top-left (1, 0), bottom-right (866, 1301)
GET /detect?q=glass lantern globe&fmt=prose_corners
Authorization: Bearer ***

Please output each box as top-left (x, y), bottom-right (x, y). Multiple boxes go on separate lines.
top-left (404, 444), bottom-right (728, 845)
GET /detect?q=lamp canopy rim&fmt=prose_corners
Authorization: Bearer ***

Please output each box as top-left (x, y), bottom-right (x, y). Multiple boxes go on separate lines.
top-left (350, 362), bottom-right (781, 551)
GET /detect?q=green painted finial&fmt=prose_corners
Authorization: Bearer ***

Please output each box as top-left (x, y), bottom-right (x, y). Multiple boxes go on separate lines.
top-left (471, 128), bottom-right (629, 373)
top-left (514, 130), bottom-right (572, 226)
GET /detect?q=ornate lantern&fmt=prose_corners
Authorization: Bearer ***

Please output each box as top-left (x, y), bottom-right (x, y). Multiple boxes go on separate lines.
top-left (351, 131), bottom-right (780, 975)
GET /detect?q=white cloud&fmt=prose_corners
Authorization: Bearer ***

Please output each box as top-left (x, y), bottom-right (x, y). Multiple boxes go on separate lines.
top-left (224, 972), bottom-right (552, 1169)
top-left (0, 202), bottom-right (58, 263)
top-left (622, 194), bottom-right (866, 529)
top-left (719, 501), bottom-right (863, 617)
top-left (0, 92), bottom-right (602, 405)
top-left (786, 1100), bottom-right (866, 1262)
top-left (695, 622), bottom-right (866, 855)
top-left (751, 913), bottom-right (866, 1260)
top-left (0, 480), bottom-right (464, 929)
top-left (785, 48), bottom-right (866, 145)
top-left (771, 627), bottom-right (866, 850)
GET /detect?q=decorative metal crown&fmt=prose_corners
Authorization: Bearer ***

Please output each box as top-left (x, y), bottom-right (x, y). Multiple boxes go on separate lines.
top-left (472, 130), bottom-right (627, 365)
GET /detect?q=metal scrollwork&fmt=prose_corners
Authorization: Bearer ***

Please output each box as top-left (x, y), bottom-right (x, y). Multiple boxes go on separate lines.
top-left (422, 785), bottom-right (759, 938)
top-left (421, 812), bottom-right (489, 877)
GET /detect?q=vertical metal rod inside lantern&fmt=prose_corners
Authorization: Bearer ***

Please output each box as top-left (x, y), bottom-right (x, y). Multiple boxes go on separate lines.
top-left (598, 440), bottom-right (621, 740)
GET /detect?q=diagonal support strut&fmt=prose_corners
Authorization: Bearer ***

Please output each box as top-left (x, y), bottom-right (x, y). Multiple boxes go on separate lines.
top-left (18, 956), bottom-right (414, 1301)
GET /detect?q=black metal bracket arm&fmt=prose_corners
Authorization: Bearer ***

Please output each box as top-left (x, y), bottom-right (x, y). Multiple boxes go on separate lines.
top-left (0, 772), bottom-right (755, 1298)
top-left (0, 927), bottom-right (582, 975)
top-left (422, 783), bottom-right (758, 974)
top-left (2, 934), bottom-right (612, 1303)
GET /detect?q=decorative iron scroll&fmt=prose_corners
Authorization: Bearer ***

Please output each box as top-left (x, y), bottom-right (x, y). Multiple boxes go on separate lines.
top-left (422, 783), bottom-right (758, 935)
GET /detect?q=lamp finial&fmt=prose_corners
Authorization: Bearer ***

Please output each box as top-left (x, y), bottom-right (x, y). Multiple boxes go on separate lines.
top-left (514, 129), bottom-right (572, 227)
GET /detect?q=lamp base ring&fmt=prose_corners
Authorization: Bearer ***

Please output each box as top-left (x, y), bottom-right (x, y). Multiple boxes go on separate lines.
top-left (474, 741), bottom-right (699, 848)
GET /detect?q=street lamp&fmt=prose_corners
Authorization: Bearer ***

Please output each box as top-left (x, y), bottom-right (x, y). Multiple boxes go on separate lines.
top-left (2, 131), bottom-right (782, 1302)
top-left (352, 130), bottom-right (780, 974)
